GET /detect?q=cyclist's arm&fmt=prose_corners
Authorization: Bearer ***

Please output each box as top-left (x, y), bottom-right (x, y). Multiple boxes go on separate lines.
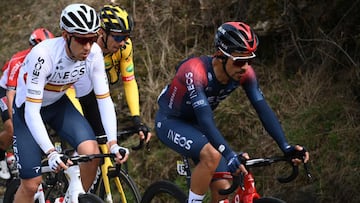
top-left (90, 53), bottom-right (117, 143)
top-left (242, 67), bottom-right (290, 152)
top-left (23, 50), bottom-right (54, 154)
top-left (180, 59), bottom-right (235, 160)
top-left (6, 89), bottom-right (15, 119)
top-left (118, 39), bottom-right (140, 116)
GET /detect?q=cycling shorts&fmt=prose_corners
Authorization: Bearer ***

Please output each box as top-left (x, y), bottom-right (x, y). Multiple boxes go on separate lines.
top-left (155, 111), bottom-right (228, 172)
top-left (0, 87), bottom-right (10, 122)
top-left (13, 95), bottom-right (96, 179)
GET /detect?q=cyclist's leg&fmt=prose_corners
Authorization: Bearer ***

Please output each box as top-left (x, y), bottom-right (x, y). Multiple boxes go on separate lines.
top-left (12, 104), bottom-right (43, 202)
top-left (155, 112), bottom-right (222, 202)
top-left (45, 95), bottom-right (100, 191)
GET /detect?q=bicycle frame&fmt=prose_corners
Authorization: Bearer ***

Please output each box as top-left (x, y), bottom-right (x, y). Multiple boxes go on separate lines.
top-left (98, 143), bottom-right (128, 203)
top-left (213, 172), bottom-right (261, 203)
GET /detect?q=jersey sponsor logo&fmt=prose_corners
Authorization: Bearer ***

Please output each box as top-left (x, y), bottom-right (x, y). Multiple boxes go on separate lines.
top-left (31, 57), bottom-right (45, 84)
top-left (50, 66), bottom-right (85, 81)
top-left (168, 86), bottom-right (177, 109)
top-left (185, 72), bottom-right (197, 99)
top-left (28, 89), bottom-right (41, 95)
top-left (192, 99), bottom-right (205, 108)
top-left (167, 129), bottom-right (193, 150)
top-left (9, 61), bottom-right (22, 82)
top-left (33, 166), bottom-right (41, 174)
top-left (126, 64), bottom-right (134, 72)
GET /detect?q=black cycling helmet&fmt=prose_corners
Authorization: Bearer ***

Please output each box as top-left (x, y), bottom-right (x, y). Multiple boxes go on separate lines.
top-left (215, 22), bottom-right (258, 57)
top-left (60, 3), bottom-right (100, 34)
top-left (99, 5), bottom-right (133, 33)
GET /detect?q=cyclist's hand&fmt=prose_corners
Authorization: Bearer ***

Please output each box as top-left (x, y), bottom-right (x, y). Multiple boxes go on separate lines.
top-left (47, 151), bottom-right (68, 172)
top-left (226, 152), bottom-right (248, 175)
top-left (110, 144), bottom-right (129, 164)
top-left (132, 116), bottom-right (152, 143)
top-left (285, 145), bottom-right (309, 165)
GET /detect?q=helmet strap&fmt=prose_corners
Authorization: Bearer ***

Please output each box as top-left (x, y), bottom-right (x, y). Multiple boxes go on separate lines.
top-left (102, 31), bottom-right (111, 50)
top-left (67, 37), bottom-right (76, 60)
top-left (221, 57), bottom-right (233, 81)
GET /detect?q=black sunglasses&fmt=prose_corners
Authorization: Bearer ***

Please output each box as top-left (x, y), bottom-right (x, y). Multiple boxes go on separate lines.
top-left (232, 59), bottom-right (252, 67)
top-left (111, 34), bottom-right (129, 43)
top-left (71, 35), bottom-right (98, 45)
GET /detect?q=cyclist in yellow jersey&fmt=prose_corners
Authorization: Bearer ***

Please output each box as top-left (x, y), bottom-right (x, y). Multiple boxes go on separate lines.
top-left (77, 5), bottom-right (152, 143)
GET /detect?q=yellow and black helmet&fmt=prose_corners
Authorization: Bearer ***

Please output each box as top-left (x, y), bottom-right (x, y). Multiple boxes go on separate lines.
top-left (99, 5), bottom-right (133, 33)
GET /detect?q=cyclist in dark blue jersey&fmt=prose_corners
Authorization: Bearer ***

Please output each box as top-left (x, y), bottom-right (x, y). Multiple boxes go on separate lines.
top-left (155, 21), bottom-right (310, 203)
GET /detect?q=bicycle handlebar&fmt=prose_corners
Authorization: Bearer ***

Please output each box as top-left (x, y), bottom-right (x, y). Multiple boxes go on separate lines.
top-left (96, 126), bottom-right (149, 151)
top-left (218, 156), bottom-right (311, 195)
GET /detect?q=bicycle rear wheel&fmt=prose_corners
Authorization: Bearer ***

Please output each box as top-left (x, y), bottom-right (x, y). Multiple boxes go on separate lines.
top-left (78, 193), bottom-right (104, 203)
top-left (98, 168), bottom-right (141, 203)
top-left (141, 180), bottom-right (187, 203)
top-left (254, 197), bottom-right (287, 203)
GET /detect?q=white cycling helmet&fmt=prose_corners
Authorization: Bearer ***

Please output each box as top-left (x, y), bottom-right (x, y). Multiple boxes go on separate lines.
top-left (60, 3), bottom-right (100, 34)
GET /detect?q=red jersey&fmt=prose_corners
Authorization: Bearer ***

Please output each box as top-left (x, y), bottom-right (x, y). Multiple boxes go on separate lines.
top-left (1, 48), bottom-right (31, 90)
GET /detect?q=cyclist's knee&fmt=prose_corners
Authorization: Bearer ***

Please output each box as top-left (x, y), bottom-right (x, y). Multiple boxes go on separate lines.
top-left (77, 140), bottom-right (100, 154)
top-left (19, 177), bottom-right (42, 195)
top-left (199, 144), bottom-right (221, 171)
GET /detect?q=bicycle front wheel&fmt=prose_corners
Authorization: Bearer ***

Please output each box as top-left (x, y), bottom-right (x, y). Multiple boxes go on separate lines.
top-left (141, 180), bottom-right (187, 203)
top-left (254, 197), bottom-right (287, 203)
top-left (78, 193), bottom-right (104, 203)
top-left (99, 168), bottom-right (141, 203)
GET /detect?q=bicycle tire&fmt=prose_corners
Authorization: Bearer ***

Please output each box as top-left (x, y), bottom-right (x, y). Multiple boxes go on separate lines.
top-left (98, 168), bottom-right (141, 203)
top-left (140, 180), bottom-right (187, 203)
top-left (254, 197), bottom-right (287, 203)
top-left (78, 193), bottom-right (105, 203)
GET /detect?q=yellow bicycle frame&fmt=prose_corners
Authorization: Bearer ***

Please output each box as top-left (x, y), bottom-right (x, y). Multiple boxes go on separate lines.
top-left (98, 143), bottom-right (128, 203)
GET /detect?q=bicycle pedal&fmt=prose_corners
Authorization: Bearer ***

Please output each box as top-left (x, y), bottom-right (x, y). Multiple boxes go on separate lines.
top-left (176, 160), bottom-right (187, 176)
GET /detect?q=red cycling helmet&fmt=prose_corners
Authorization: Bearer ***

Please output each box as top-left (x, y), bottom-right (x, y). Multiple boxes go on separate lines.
top-left (215, 22), bottom-right (258, 58)
top-left (29, 28), bottom-right (55, 46)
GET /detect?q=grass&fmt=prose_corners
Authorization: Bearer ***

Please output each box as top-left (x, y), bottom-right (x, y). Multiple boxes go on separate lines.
top-left (1, 0), bottom-right (359, 202)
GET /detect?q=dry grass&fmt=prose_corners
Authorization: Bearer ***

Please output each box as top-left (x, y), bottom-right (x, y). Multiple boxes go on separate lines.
top-left (1, 0), bottom-right (359, 202)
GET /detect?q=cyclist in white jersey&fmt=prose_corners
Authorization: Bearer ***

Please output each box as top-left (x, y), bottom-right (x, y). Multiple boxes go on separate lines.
top-left (12, 4), bottom-right (129, 203)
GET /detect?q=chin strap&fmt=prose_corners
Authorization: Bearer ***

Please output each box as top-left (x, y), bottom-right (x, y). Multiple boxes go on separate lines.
top-left (102, 31), bottom-right (110, 50)
top-left (219, 56), bottom-right (233, 80)
top-left (67, 37), bottom-right (76, 60)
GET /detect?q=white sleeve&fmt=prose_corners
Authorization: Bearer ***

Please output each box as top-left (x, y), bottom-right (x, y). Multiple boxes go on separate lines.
top-left (23, 48), bottom-right (54, 153)
top-left (89, 52), bottom-right (117, 142)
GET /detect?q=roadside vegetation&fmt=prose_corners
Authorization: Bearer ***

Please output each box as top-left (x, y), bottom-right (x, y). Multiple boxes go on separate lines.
top-left (0, 0), bottom-right (359, 202)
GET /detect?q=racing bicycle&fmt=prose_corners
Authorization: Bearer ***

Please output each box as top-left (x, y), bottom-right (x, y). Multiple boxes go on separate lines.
top-left (141, 154), bottom-right (311, 203)
top-left (3, 126), bottom-right (146, 203)
top-left (3, 150), bottom-right (107, 203)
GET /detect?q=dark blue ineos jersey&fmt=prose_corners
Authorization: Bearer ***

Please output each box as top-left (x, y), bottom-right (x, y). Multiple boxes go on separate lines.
top-left (156, 56), bottom-right (290, 162)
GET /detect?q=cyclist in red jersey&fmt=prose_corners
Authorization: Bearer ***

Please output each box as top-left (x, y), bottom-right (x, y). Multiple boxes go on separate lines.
top-left (0, 28), bottom-right (54, 180)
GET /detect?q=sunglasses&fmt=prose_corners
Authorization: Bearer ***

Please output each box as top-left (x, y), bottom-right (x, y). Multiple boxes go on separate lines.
top-left (219, 48), bottom-right (255, 67)
top-left (71, 35), bottom-right (98, 45)
top-left (111, 34), bottom-right (129, 43)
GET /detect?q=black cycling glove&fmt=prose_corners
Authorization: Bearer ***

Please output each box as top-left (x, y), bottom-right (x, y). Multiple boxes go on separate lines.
top-left (284, 145), bottom-right (307, 161)
top-left (132, 116), bottom-right (150, 137)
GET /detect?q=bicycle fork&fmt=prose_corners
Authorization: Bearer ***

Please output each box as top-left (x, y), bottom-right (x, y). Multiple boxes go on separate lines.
top-left (99, 144), bottom-right (127, 203)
